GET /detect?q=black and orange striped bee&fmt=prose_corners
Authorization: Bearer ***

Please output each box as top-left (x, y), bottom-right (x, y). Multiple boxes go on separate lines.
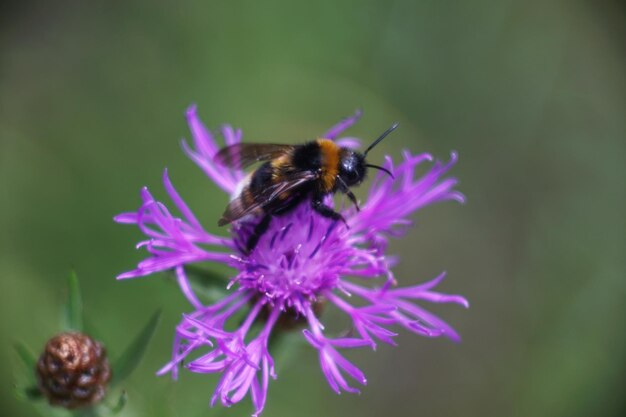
top-left (214, 123), bottom-right (398, 253)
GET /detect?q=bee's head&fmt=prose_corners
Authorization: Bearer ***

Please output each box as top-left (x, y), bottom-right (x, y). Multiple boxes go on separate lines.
top-left (338, 149), bottom-right (367, 187)
top-left (337, 122), bottom-right (399, 189)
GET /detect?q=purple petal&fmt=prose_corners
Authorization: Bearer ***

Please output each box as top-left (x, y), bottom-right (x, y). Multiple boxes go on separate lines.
top-left (336, 137), bottom-right (362, 149)
top-left (186, 105), bottom-right (218, 158)
top-left (323, 109), bottom-right (362, 140)
top-left (351, 151), bottom-right (463, 237)
top-left (181, 106), bottom-right (242, 193)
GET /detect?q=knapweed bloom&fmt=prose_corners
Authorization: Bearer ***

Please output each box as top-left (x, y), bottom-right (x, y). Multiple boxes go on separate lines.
top-left (116, 107), bottom-right (468, 416)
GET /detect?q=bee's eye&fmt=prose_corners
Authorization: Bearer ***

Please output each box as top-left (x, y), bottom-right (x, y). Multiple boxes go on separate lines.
top-left (341, 167), bottom-right (360, 186)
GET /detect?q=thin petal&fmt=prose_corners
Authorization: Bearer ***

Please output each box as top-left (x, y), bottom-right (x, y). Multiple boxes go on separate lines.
top-left (324, 109), bottom-right (362, 140)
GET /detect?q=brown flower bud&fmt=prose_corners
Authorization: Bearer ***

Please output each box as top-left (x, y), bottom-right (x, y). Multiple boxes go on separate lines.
top-left (36, 332), bottom-right (111, 409)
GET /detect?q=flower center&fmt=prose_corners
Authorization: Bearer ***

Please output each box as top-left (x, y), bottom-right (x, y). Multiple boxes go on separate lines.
top-left (233, 204), bottom-right (349, 307)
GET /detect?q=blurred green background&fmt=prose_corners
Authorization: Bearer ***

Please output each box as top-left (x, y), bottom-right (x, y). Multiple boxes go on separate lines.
top-left (1, 0), bottom-right (624, 416)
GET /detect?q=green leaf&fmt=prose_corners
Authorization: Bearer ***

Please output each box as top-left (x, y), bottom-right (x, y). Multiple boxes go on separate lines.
top-left (108, 390), bottom-right (127, 415)
top-left (15, 385), bottom-right (42, 401)
top-left (13, 343), bottom-right (42, 405)
top-left (176, 265), bottom-right (230, 303)
top-left (14, 341), bottom-right (37, 371)
top-left (64, 271), bottom-right (83, 331)
top-left (111, 310), bottom-right (161, 387)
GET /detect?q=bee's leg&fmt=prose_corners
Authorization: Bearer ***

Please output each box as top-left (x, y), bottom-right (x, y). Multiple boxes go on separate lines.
top-left (344, 189), bottom-right (360, 212)
top-left (311, 197), bottom-right (348, 228)
top-left (337, 177), bottom-right (360, 212)
top-left (246, 214), bottom-right (272, 253)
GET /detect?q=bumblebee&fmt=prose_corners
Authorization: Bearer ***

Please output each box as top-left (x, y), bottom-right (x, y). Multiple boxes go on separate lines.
top-left (214, 123), bottom-right (398, 252)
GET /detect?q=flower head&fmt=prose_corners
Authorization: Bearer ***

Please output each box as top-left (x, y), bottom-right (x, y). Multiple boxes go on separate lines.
top-left (116, 106), bottom-right (468, 416)
top-left (36, 332), bottom-right (111, 409)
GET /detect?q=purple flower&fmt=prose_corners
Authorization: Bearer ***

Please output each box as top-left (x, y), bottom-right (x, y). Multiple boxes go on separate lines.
top-left (116, 106), bottom-right (468, 416)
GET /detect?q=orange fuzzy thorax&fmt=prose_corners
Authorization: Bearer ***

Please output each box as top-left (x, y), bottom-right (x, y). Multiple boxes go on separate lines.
top-left (316, 138), bottom-right (340, 192)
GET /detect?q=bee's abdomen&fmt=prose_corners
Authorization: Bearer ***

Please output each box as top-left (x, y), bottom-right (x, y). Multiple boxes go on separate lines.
top-left (249, 162), bottom-right (274, 203)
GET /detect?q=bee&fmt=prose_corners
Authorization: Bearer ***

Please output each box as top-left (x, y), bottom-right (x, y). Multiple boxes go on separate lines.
top-left (214, 122), bottom-right (398, 253)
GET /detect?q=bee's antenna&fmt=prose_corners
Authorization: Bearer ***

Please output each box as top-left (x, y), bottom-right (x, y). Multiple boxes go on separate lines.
top-left (364, 122), bottom-right (399, 156)
top-left (366, 164), bottom-right (395, 179)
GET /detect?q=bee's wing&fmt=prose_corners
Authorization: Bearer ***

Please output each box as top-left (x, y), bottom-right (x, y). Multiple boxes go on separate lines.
top-left (218, 171), bottom-right (317, 226)
top-left (214, 143), bottom-right (296, 169)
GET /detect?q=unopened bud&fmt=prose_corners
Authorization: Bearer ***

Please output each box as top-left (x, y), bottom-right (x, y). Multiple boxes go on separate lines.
top-left (36, 332), bottom-right (111, 409)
